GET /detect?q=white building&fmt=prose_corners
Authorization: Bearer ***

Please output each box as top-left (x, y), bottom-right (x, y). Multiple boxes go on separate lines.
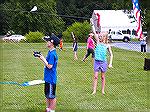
top-left (91, 10), bottom-right (137, 35)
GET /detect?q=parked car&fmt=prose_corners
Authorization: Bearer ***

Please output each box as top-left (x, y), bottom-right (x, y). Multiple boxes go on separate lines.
top-left (3, 35), bottom-right (25, 42)
top-left (143, 31), bottom-right (147, 37)
top-left (108, 31), bottom-right (131, 42)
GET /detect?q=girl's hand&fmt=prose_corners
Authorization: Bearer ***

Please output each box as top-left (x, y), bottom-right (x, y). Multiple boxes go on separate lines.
top-left (108, 64), bottom-right (113, 68)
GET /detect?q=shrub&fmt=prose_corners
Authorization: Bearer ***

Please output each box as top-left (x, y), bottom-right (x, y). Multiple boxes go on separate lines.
top-left (25, 31), bottom-right (44, 43)
top-left (62, 21), bottom-right (91, 43)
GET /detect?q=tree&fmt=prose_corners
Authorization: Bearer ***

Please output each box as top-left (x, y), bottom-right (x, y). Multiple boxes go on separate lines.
top-left (56, 0), bottom-right (113, 27)
top-left (140, 0), bottom-right (150, 53)
top-left (62, 21), bottom-right (91, 42)
top-left (0, 0), bottom-right (65, 35)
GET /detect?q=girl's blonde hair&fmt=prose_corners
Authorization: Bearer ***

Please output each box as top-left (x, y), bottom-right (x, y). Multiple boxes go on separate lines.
top-left (98, 31), bottom-right (109, 44)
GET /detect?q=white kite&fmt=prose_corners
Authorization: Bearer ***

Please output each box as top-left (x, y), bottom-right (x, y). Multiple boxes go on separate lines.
top-left (0, 80), bottom-right (45, 86)
top-left (30, 6), bottom-right (37, 12)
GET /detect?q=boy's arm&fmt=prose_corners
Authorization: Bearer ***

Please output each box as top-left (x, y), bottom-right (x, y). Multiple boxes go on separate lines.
top-left (33, 51), bottom-right (53, 69)
top-left (39, 55), bottom-right (53, 69)
top-left (107, 44), bottom-right (113, 68)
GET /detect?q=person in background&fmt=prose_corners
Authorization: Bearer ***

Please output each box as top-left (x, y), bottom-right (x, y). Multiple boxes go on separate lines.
top-left (57, 33), bottom-right (63, 51)
top-left (82, 32), bottom-right (95, 62)
top-left (140, 34), bottom-right (147, 53)
top-left (71, 32), bottom-right (78, 60)
top-left (59, 37), bottom-right (63, 51)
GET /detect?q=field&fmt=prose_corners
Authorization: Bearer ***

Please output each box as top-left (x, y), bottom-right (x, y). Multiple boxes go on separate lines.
top-left (0, 42), bottom-right (150, 112)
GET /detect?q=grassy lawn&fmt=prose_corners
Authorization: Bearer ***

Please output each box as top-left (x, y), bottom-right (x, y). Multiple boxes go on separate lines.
top-left (0, 42), bottom-right (150, 112)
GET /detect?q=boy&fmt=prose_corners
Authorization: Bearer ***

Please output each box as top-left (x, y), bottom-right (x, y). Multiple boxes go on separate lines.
top-left (35, 36), bottom-right (60, 112)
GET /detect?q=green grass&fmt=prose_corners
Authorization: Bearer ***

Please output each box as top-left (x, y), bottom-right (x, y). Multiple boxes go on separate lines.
top-left (0, 42), bottom-right (150, 112)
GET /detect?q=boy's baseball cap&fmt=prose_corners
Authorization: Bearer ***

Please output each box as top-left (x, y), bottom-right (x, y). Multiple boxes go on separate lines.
top-left (43, 35), bottom-right (60, 46)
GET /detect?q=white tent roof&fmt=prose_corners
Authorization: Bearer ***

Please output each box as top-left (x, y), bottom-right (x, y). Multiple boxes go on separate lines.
top-left (92, 10), bottom-right (136, 28)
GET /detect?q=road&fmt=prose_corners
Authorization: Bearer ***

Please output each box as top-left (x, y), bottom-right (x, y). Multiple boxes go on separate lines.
top-left (111, 42), bottom-right (150, 53)
top-left (0, 35), bottom-right (5, 39)
top-left (1, 36), bottom-right (149, 53)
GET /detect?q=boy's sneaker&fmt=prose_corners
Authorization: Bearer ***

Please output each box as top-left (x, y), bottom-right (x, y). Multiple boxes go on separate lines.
top-left (46, 108), bottom-right (50, 112)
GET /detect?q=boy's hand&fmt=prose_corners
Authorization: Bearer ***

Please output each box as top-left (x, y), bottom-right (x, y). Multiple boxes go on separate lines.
top-left (33, 51), bottom-right (42, 57)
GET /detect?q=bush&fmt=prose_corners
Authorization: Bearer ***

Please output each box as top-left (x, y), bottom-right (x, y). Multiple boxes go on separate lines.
top-left (62, 21), bottom-right (91, 43)
top-left (25, 31), bottom-right (44, 43)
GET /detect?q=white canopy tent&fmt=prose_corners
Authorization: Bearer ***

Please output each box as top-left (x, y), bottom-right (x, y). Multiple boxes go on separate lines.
top-left (91, 10), bottom-right (137, 33)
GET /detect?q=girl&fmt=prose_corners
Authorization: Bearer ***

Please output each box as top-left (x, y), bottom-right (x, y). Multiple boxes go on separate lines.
top-left (92, 32), bottom-right (113, 95)
top-left (71, 32), bottom-right (78, 60)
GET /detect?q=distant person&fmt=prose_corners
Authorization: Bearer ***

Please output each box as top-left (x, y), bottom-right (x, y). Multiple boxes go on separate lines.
top-left (92, 32), bottom-right (113, 95)
top-left (82, 32), bottom-right (95, 62)
top-left (57, 33), bottom-right (63, 51)
top-left (71, 32), bottom-right (78, 60)
top-left (59, 38), bottom-right (63, 51)
top-left (140, 34), bottom-right (147, 52)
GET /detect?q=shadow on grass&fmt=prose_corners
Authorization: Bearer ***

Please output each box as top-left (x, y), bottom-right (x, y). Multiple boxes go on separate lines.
top-left (2, 109), bottom-right (89, 112)
top-left (2, 109), bottom-right (122, 112)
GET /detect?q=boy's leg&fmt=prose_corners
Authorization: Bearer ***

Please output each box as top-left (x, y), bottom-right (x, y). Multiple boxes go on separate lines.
top-left (49, 98), bottom-right (56, 110)
top-left (92, 71), bottom-right (99, 94)
top-left (46, 98), bottom-right (50, 109)
top-left (101, 72), bottom-right (105, 95)
top-left (45, 83), bottom-right (56, 112)
top-left (46, 98), bottom-right (56, 111)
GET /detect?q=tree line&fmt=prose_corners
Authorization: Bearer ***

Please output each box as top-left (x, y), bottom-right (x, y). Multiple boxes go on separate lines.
top-left (0, 0), bottom-right (149, 36)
